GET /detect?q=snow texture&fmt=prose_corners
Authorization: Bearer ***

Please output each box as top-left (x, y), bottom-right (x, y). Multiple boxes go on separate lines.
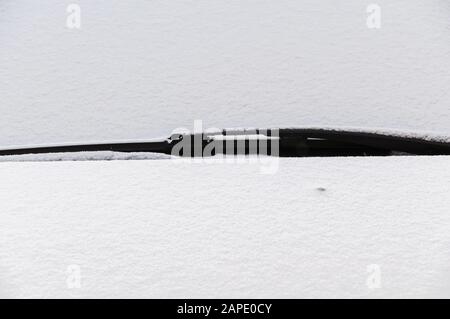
top-left (1, 157), bottom-right (450, 298)
top-left (1, 0), bottom-right (450, 299)
top-left (0, 151), bottom-right (171, 162)
top-left (1, 0), bottom-right (450, 148)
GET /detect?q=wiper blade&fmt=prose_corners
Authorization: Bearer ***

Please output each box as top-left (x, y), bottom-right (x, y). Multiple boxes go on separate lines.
top-left (0, 128), bottom-right (449, 158)
top-left (276, 128), bottom-right (450, 157)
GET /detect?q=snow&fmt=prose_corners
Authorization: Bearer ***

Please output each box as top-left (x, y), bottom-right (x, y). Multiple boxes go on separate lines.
top-left (1, 156), bottom-right (450, 298)
top-left (1, 0), bottom-right (450, 148)
top-left (0, 151), bottom-right (171, 162)
top-left (1, 0), bottom-right (450, 299)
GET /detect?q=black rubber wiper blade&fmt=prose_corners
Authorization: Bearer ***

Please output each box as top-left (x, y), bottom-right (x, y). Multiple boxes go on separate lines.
top-left (0, 128), bottom-right (449, 158)
top-left (277, 128), bottom-right (450, 157)
top-left (0, 140), bottom-right (173, 156)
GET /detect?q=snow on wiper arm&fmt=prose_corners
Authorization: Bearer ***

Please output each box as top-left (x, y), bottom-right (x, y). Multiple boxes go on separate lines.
top-left (0, 128), bottom-right (450, 158)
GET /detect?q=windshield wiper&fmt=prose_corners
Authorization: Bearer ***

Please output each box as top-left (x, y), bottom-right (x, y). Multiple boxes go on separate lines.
top-left (0, 128), bottom-right (449, 158)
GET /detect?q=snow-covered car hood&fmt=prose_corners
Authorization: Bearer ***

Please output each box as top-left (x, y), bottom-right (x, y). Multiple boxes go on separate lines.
top-left (1, 156), bottom-right (450, 298)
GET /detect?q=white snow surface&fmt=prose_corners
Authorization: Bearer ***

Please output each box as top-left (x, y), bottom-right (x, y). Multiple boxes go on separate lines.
top-left (1, 0), bottom-right (450, 299)
top-left (1, 0), bottom-right (450, 148)
top-left (1, 157), bottom-right (450, 298)
top-left (0, 151), bottom-right (171, 162)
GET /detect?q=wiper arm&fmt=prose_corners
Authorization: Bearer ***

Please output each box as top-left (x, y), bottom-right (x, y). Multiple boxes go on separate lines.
top-left (0, 128), bottom-right (449, 158)
top-left (0, 140), bottom-right (171, 157)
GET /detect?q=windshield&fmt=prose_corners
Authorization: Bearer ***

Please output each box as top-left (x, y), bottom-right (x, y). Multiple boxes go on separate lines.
top-left (0, 0), bottom-right (449, 150)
